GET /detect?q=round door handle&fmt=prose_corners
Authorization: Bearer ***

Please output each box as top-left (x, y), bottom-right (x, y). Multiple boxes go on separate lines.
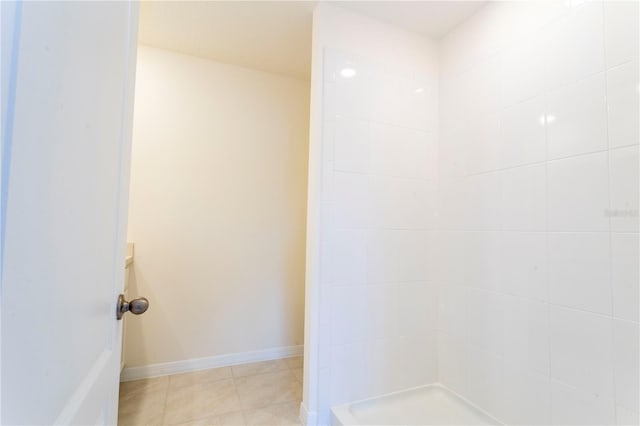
top-left (117, 294), bottom-right (149, 320)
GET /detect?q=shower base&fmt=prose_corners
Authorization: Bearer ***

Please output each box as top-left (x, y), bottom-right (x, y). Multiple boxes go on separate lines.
top-left (331, 384), bottom-right (502, 425)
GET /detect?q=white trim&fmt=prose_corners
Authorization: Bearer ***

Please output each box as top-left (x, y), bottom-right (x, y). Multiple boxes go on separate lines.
top-left (120, 345), bottom-right (303, 382)
top-left (299, 401), bottom-right (317, 426)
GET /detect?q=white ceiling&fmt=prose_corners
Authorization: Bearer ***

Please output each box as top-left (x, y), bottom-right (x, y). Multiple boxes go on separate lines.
top-left (139, 1), bottom-right (486, 80)
top-left (333, 2), bottom-right (486, 39)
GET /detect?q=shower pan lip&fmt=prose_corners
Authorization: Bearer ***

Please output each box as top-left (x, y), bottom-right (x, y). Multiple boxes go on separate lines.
top-left (331, 383), bottom-right (503, 426)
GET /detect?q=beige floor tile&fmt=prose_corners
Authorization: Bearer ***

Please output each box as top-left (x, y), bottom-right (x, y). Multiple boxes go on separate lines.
top-left (243, 402), bottom-right (301, 426)
top-left (118, 378), bottom-right (168, 426)
top-left (284, 357), bottom-right (303, 370)
top-left (173, 410), bottom-right (246, 426)
top-left (164, 378), bottom-right (241, 425)
top-left (231, 360), bottom-right (288, 378)
top-left (169, 367), bottom-right (232, 389)
top-left (234, 371), bottom-right (302, 410)
top-left (291, 368), bottom-right (303, 383)
top-left (120, 376), bottom-right (169, 399)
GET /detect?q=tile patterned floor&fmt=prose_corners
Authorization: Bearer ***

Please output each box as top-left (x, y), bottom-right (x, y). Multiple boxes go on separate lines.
top-left (118, 357), bottom-right (303, 426)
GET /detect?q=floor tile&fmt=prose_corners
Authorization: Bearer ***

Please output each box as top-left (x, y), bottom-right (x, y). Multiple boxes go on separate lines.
top-left (164, 378), bottom-right (241, 425)
top-left (231, 360), bottom-right (288, 378)
top-left (118, 378), bottom-right (168, 426)
top-left (284, 357), bottom-right (303, 370)
top-left (119, 358), bottom-right (304, 426)
top-left (120, 376), bottom-right (169, 399)
top-left (244, 401), bottom-right (301, 426)
top-left (170, 367), bottom-right (232, 389)
top-left (292, 369), bottom-right (303, 383)
top-left (173, 410), bottom-right (246, 426)
top-left (234, 371), bottom-right (302, 410)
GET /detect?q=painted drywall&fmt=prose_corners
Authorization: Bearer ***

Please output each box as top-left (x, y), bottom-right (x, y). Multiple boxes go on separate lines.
top-left (438, 1), bottom-right (639, 425)
top-left (303, 4), bottom-right (440, 424)
top-left (125, 46), bottom-right (309, 368)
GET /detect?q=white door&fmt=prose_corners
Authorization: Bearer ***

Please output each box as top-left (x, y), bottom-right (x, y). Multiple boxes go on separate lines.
top-left (1, 1), bottom-right (139, 424)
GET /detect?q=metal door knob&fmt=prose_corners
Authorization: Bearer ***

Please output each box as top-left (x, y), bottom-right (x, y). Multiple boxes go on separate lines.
top-left (117, 294), bottom-right (149, 320)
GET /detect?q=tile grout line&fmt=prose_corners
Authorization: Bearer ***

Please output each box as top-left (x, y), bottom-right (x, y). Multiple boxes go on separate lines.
top-left (230, 374), bottom-right (249, 426)
top-left (160, 376), bottom-right (170, 426)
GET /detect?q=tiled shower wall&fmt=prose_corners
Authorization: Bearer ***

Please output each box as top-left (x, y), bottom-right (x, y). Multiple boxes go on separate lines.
top-left (315, 47), bottom-right (439, 422)
top-left (438, 1), bottom-right (639, 425)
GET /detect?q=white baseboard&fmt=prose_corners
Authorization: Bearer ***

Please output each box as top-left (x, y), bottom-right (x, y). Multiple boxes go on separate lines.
top-left (121, 345), bottom-right (303, 382)
top-left (299, 401), bottom-right (317, 426)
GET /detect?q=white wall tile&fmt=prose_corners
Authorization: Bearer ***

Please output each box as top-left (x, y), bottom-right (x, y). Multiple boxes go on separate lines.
top-left (503, 364), bottom-right (551, 426)
top-left (368, 283), bottom-right (435, 342)
top-left (322, 229), bottom-right (367, 285)
top-left (368, 284), bottom-right (400, 340)
top-left (370, 123), bottom-right (436, 180)
top-left (366, 230), bottom-right (429, 283)
top-left (465, 288), bottom-right (505, 357)
top-left (322, 119), bottom-right (336, 166)
top-left (397, 283), bottom-right (437, 337)
top-left (500, 232), bottom-right (548, 301)
top-left (323, 81), bottom-right (338, 120)
top-left (609, 146), bottom-right (639, 232)
top-left (333, 117), bottom-right (371, 173)
top-left (501, 164), bottom-right (546, 230)
top-left (607, 61), bottom-right (640, 148)
top-left (399, 74), bottom-right (438, 131)
top-left (611, 233), bottom-right (639, 322)
top-left (465, 112), bottom-right (503, 174)
top-left (548, 232), bottom-right (611, 315)
top-left (322, 164), bottom-right (335, 206)
top-left (369, 334), bottom-right (437, 396)
top-left (437, 230), bottom-right (466, 286)
top-left (551, 380), bottom-right (615, 426)
top-left (330, 341), bottom-right (371, 405)
top-left (550, 307), bottom-right (614, 398)
top-left (616, 405), bottom-right (639, 426)
top-left (500, 32), bottom-right (546, 108)
top-left (319, 284), bottom-right (331, 328)
top-left (328, 53), bottom-right (375, 120)
top-left (604, 1), bottom-right (639, 68)
top-left (465, 55), bottom-right (502, 114)
top-left (332, 171), bottom-right (372, 228)
top-left (545, 1), bottom-right (605, 90)
top-left (370, 176), bottom-right (431, 229)
top-left (437, 3), bottom-right (635, 426)
top-left (438, 284), bottom-right (466, 341)
top-left (546, 73), bottom-right (608, 159)
top-left (613, 320), bottom-right (639, 413)
top-left (319, 324), bottom-right (331, 368)
top-left (437, 332), bottom-right (467, 395)
top-left (464, 348), bottom-right (505, 421)
top-left (330, 285), bottom-right (370, 346)
top-left (370, 69), bottom-right (403, 127)
top-left (464, 172), bottom-right (503, 230)
top-left (547, 152), bottom-right (610, 231)
top-left (504, 297), bottom-right (550, 375)
top-left (500, 96), bottom-right (547, 168)
top-left (368, 338), bottom-right (399, 395)
top-left (463, 231), bottom-right (503, 291)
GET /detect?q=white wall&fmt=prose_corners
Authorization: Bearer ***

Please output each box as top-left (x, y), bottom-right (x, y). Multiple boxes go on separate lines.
top-left (125, 46), bottom-right (309, 368)
top-left (438, 1), bottom-right (639, 425)
top-left (303, 4), bottom-right (440, 424)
